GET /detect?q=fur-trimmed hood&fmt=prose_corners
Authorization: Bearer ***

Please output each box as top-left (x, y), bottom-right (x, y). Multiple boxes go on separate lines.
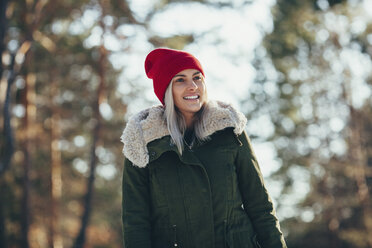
top-left (120, 100), bottom-right (247, 168)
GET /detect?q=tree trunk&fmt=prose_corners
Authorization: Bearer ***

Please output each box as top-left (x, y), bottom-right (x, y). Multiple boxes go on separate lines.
top-left (72, 116), bottom-right (100, 248)
top-left (342, 80), bottom-right (372, 247)
top-left (0, 0), bottom-right (8, 79)
top-left (20, 80), bottom-right (29, 248)
top-left (0, 61), bottom-right (15, 173)
top-left (0, 1), bottom-right (10, 245)
top-left (0, 52), bottom-right (16, 248)
top-left (21, 138), bottom-right (30, 248)
top-left (21, 71), bottom-right (36, 248)
top-left (72, 42), bottom-right (106, 248)
top-left (49, 73), bottom-right (63, 248)
top-left (349, 107), bottom-right (372, 247)
top-left (0, 181), bottom-right (7, 248)
top-left (0, 24), bottom-right (14, 175)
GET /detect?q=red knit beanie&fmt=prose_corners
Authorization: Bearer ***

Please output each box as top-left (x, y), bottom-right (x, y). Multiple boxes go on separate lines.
top-left (144, 48), bottom-right (205, 105)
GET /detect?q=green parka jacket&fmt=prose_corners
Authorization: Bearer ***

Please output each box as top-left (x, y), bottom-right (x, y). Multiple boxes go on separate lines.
top-left (121, 101), bottom-right (287, 248)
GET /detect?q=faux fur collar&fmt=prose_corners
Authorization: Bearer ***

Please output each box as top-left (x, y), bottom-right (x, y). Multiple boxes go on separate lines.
top-left (121, 100), bottom-right (247, 168)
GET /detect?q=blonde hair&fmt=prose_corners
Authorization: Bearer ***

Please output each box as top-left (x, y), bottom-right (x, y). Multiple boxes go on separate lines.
top-left (164, 81), bottom-right (210, 154)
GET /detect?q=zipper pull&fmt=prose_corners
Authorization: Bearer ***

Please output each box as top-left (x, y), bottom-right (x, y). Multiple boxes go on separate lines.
top-left (173, 224), bottom-right (178, 247)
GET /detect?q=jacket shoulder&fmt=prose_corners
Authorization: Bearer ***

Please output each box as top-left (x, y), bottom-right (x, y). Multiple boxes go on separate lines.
top-left (203, 101), bottom-right (247, 137)
top-left (120, 105), bottom-right (168, 168)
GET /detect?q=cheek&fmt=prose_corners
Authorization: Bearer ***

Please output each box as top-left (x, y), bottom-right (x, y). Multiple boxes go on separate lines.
top-left (172, 87), bottom-right (182, 106)
top-left (200, 84), bottom-right (207, 101)
top-left (199, 82), bottom-right (206, 94)
top-left (172, 85), bottom-right (179, 98)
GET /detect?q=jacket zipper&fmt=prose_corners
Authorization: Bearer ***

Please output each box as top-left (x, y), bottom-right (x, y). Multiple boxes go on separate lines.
top-left (173, 224), bottom-right (178, 247)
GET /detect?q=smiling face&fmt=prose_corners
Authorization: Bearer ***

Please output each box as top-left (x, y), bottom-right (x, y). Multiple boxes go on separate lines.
top-left (172, 69), bottom-right (207, 125)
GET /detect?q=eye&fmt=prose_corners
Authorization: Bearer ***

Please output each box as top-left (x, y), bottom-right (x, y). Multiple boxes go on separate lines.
top-left (174, 78), bottom-right (184, 83)
top-left (193, 75), bottom-right (202, 81)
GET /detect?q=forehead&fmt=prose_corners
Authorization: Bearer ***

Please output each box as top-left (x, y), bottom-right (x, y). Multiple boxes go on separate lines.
top-left (174, 69), bottom-right (201, 77)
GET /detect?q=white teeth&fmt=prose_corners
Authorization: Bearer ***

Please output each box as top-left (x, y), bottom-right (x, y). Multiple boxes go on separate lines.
top-left (184, 95), bottom-right (199, 100)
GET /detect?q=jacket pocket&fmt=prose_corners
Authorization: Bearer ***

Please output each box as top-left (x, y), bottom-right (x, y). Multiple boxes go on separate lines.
top-left (226, 229), bottom-right (260, 248)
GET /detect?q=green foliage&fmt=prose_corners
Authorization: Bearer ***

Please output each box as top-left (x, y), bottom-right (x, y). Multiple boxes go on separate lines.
top-left (250, 0), bottom-right (372, 247)
top-left (2, 0), bottom-right (229, 247)
top-left (3, 0), bottom-right (372, 247)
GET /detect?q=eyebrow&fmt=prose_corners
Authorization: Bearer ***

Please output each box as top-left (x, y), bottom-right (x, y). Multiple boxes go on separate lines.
top-left (173, 71), bottom-right (201, 78)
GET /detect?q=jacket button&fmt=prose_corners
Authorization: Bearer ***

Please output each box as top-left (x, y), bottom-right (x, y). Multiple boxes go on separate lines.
top-left (150, 151), bottom-right (156, 158)
top-left (169, 143), bottom-right (174, 147)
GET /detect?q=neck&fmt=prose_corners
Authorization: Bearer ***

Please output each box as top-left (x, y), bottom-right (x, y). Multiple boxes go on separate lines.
top-left (184, 114), bottom-right (195, 128)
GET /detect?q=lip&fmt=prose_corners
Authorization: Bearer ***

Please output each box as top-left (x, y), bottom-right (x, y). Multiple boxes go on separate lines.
top-left (183, 94), bottom-right (200, 100)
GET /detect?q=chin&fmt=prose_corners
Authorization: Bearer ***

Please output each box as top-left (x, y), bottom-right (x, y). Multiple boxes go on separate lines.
top-left (180, 105), bottom-right (202, 115)
top-left (189, 103), bottom-right (203, 110)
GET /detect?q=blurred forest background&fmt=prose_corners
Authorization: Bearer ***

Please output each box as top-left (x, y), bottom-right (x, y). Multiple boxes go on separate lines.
top-left (1, 0), bottom-right (372, 247)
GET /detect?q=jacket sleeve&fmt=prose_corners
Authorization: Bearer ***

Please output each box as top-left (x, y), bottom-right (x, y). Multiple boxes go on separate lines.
top-left (235, 131), bottom-right (287, 248)
top-left (122, 158), bottom-right (151, 248)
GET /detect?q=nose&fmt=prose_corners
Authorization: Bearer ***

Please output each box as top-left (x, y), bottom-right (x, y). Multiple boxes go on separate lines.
top-left (187, 79), bottom-right (198, 90)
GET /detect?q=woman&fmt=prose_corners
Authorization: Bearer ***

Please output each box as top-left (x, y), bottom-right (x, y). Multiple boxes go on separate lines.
top-left (121, 48), bottom-right (287, 248)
